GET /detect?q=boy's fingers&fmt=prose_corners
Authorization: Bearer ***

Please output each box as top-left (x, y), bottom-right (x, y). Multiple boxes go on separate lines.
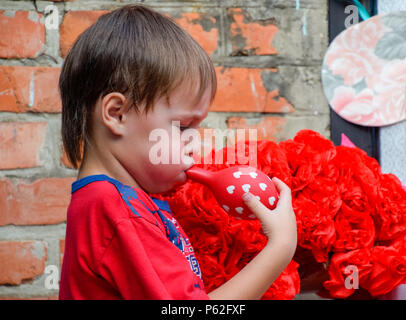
top-left (242, 192), bottom-right (269, 217)
top-left (272, 177), bottom-right (292, 201)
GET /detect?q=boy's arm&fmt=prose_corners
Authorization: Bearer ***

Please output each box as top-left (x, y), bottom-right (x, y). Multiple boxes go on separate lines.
top-left (208, 177), bottom-right (297, 300)
top-left (208, 240), bottom-right (295, 300)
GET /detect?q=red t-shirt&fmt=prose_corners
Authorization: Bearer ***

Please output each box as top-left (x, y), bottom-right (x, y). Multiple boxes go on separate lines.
top-left (59, 174), bottom-right (208, 300)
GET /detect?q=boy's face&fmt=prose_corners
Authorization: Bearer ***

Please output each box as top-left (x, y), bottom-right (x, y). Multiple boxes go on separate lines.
top-left (118, 84), bottom-right (211, 194)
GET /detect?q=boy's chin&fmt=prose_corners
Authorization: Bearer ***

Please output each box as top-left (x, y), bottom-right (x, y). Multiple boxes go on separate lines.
top-left (148, 171), bottom-right (188, 194)
top-left (165, 171), bottom-right (189, 191)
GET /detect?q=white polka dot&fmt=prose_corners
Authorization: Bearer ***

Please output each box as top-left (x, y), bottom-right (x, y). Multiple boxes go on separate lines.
top-left (226, 185), bottom-right (235, 194)
top-left (249, 172), bottom-right (258, 178)
top-left (233, 171), bottom-right (242, 178)
top-left (242, 184), bottom-right (251, 193)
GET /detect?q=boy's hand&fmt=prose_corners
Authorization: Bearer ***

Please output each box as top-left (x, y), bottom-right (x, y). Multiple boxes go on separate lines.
top-left (209, 180), bottom-right (297, 300)
top-left (242, 177), bottom-right (297, 252)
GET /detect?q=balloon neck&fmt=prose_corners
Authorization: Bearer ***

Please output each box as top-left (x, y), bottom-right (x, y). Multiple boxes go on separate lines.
top-left (185, 166), bottom-right (212, 186)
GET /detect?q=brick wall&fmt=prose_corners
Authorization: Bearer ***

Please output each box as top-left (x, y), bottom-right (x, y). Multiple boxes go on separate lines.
top-left (0, 0), bottom-right (328, 299)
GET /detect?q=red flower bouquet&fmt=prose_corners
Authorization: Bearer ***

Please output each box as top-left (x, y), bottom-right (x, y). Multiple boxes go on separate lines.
top-left (155, 130), bottom-right (406, 299)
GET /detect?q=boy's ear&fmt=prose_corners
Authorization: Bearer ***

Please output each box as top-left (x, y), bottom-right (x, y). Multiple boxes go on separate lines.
top-left (100, 92), bottom-right (129, 136)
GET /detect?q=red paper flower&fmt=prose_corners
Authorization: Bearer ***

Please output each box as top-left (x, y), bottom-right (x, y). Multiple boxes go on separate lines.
top-left (293, 193), bottom-right (336, 263)
top-left (323, 249), bottom-right (373, 299)
top-left (363, 239), bottom-right (406, 296)
top-left (373, 174), bottom-right (406, 241)
top-left (333, 203), bottom-right (375, 252)
top-left (261, 260), bottom-right (300, 300)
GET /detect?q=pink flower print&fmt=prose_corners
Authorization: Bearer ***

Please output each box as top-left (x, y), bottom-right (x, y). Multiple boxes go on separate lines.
top-left (373, 87), bottom-right (406, 125)
top-left (331, 86), bottom-right (377, 125)
top-left (325, 16), bottom-right (388, 86)
top-left (369, 60), bottom-right (406, 125)
top-left (358, 15), bottom-right (390, 49)
top-left (328, 49), bottom-right (383, 86)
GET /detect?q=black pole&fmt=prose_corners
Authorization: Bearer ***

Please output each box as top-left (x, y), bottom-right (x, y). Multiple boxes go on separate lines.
top-left (328, 0), bottom-right (380, 161)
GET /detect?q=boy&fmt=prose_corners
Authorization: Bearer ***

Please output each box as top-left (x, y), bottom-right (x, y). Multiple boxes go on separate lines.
top-left (59, 4), bottom-right (297, 300)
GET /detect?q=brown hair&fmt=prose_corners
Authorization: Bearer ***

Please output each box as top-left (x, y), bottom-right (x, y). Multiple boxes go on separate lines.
top-left (59, 4), bottom-right (217, 169)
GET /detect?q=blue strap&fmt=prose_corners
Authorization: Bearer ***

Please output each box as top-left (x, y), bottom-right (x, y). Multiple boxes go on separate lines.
top-left (72, 175), bottom-right (172, 211)
top-left (352, 0), bottom-right (371, 20)
top-left (71, 174), bottom-right (116, 193)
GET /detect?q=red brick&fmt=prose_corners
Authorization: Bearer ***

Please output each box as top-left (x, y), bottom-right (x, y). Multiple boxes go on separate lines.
top-left (60, 10), bottom-right (108, 57)
top-left (212, 67), bottom-right (294, 113)
top-left (0, 241), bottom-right (47, 285)
top-left (33, 68), bottom-right (62, 112)
top-left (228, 8), bottom-right (278, 56)
top-left (0, 66), bottom-right (28, 112)
top-left (0, 66), bottom-right (61, 113)
top-left (0, 122), bottom-right (47, 169)
top-left (60, 10), bottom-right (219, 57)
top-left (0, 179), bottom-right (17, 220)
top-left (0, 177), bottom-right (75, 226)
top-left (172, 12), bottom-right (218, 55)
top-left (227, 116), bottom-right (286, 143)
top-left (0, 11), bottom-right (45, 58)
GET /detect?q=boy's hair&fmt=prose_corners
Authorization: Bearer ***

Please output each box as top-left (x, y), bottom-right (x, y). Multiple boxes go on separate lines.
top-left (59, 4), bottom-right (217, 169)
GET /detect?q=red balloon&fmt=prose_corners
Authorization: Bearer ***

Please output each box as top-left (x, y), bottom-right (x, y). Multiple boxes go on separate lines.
top-left (186, 165), bottom-right (279, 220)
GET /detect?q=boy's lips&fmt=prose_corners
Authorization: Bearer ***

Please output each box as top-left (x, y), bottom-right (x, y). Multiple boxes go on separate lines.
top-left (171, 161), bottom-right (195, 188)
top-left (178, 163), bottom-right (195, 183)
top-left (172, 171), bottom-right (188, 188)
top-left (185, 162), bottom-right (195, 171)
top-left (182, 157), bottom-right (195, 171)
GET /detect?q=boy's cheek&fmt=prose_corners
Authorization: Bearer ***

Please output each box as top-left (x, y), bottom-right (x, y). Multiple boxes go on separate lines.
top-left (145, 163), bottom-right (188, 193)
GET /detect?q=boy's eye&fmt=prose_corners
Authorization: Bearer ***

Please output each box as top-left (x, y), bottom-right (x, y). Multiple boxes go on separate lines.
top-left (180, 126), bottom-right (189, 131)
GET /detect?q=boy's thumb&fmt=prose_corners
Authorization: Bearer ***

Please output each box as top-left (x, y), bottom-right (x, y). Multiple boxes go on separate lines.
top-left (242, 192), bottom-right (268, 218)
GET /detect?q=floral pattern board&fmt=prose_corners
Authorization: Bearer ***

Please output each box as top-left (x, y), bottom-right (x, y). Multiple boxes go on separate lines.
top-left (322, 11), bottom-right (406, 127)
